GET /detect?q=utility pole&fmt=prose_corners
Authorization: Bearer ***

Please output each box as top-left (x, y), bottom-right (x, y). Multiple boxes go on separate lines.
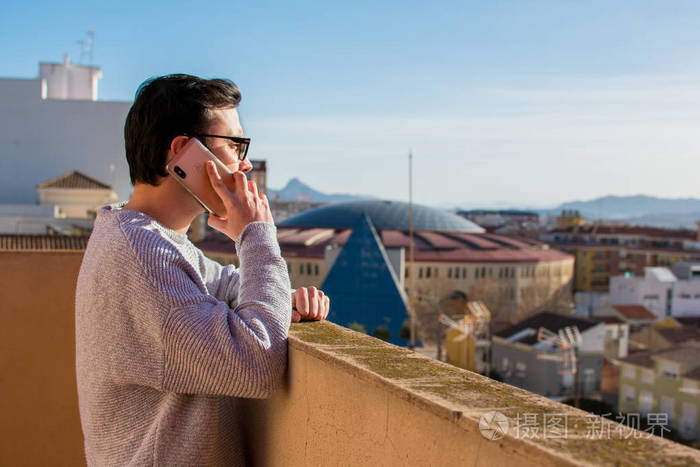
top-left (408, 151), bottom-right (416, 349)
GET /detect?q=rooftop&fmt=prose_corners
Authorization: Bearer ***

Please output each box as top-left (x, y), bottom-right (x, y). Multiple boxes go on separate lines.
top-left (612, 305), bottom-right (657, 321)
top-left (655, 326), bottom-right (700, 345)
top-left (0, 234), bottom-right (90, 251)
top-left (279, 199), bottom-right (484, 232)
top-left (37, 170), bottom-right (112, 190)
top-left (495, 311), bottom-right (599, 345)
top-left (551, 225), bottom-right (698, 240)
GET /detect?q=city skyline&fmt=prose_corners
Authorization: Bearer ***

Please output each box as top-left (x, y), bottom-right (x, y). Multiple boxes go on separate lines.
top-left (2, 1), bottom-right (700, 206)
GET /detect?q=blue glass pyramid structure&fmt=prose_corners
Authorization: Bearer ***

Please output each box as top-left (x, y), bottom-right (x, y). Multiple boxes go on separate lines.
top-left (322, 213), bottom-right (409, 345)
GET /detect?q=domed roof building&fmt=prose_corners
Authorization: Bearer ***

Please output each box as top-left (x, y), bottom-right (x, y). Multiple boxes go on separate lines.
top-left (198, 200), bottom-right (574, 329)
top-left (279, 199), bottom-right (484, 232)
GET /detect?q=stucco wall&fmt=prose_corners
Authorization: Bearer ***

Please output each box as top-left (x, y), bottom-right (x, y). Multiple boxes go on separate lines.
top-left (0, 251), bottom-right (86, 466)
top-left (2, 250), bottom-right (698, 466)
top-left (0, 78), bottom-right (132, 204)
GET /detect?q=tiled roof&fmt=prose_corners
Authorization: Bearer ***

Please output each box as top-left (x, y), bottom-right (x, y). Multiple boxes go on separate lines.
top-left (652, 342), bottom-right (700, 365)
top-left (675, 316), bottom-right (700, 327)
top-left (197, 227), bottom-right (573, 264)
top-left (495, 311), bottom-right (599, 345)
top-left (656, 327), bottom-right (700, 345)
top-left (37, 170), bottom-right (112, 190)
top-left (0, 234), bottom-right (89, 251)
top-left (622, 342), bottom-right (700, 368)
top-left (551, 225), bottom-right (697, 240)
top-left (620, 350), bottom-right (655, 368)
top-left (613, 305), bottom-right (657, 321)
top-left (590, 316), bottom-right (626, 325)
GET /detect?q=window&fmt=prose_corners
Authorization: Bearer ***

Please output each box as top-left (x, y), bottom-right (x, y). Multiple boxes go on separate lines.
top-left (462, 268), bottom-right (467, 278)
top-left (623, 365), bottom-right (636, 380)
top-left (641, 369), bottom-right (654, 385)
top-left (299, 264), bottom-right (304, 275)
top-left (515, 362), bottom-right (527, 378)
top-left (306, 263), bottom-right (312, 275)
top-left (639, 390), bottom-right (653, 415)
top-left (502, 357), bottom-right (510, 371)
top-left (583, 368), bottom-right (596, 393)
top-left (643, 294), bottom-right (659, 300)
top-left (426, 267), bottom-right (431, 278)
top-left (447, 268), bottom-right (452, 279)
top-left (623, 385), bottom-right (635, 403)
top-left (418, 268), bottom-right (423, 279)
top-left (660, 363), bottom-right (679, 380)
top-left (314, 264), bottom-right (319, 276)
top-left (475, 268), bottom-right (480, 279)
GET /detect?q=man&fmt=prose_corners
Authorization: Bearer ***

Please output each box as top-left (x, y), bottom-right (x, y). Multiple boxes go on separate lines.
top-left (75, 74), bottom-right (328, 466)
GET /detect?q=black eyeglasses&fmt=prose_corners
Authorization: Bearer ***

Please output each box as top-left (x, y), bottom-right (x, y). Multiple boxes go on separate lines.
top-left (196, 134), bottom-right (251, 161)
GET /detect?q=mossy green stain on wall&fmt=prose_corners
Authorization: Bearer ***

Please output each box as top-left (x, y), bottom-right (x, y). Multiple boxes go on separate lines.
top-left (290, 321), bottom-right (700, 466)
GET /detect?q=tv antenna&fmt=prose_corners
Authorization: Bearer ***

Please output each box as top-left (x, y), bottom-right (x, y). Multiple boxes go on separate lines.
top-left (77, 30), bottom-right (96, 65)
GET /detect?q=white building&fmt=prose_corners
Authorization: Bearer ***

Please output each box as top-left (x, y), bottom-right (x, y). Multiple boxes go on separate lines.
top-left (609, 266), bottom-right (700, 319)
top-left (0, 56), bottom-right (132, 204)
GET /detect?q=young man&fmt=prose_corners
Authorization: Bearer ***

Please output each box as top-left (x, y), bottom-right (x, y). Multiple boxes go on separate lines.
top-left (75, 74), bottom-right (328, 466)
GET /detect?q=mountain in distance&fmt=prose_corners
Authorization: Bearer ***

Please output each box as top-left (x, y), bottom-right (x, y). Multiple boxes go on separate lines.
top-left (451, 195), bottom-right (700, 230)
top-left (268, 178), bottom-right (375, 203)
top-left (552, 195), bottom-right (700, 220)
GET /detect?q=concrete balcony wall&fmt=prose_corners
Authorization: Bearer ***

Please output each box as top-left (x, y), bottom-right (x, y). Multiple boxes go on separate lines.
top-left (2, 250), bottom-right (699, 466)
top-left (0, 251), bottom-right (86, 466)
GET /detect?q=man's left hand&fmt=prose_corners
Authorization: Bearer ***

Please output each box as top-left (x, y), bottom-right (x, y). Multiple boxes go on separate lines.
top-left (292, 287), bottom-right (330, 323)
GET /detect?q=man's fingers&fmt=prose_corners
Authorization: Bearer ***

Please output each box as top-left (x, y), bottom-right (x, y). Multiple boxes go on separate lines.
top-left (206, 162), bottom-right (232, 206)
top-left (233, 172), bottom-right (248, 195)
top-left (292, 309), bottom-right (301, 323)
top-left (323, 295), bottom-right (330, 319)
top-left (248, 179), bottom-right (259, 199)
top-left (297, 288), bottom-right (309, 315)
top-left (308, 287), bottom-right (319, 319)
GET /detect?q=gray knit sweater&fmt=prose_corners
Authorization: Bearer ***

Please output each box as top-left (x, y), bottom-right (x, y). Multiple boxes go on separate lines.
top-left (75, 204), bottom-right (291, 466)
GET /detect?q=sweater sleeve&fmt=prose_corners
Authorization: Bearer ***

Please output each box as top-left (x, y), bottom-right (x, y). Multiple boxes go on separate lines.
top-left (200, 253), bottom-right (240, 308)
top-left (161, 222), bottom-right (292, 398)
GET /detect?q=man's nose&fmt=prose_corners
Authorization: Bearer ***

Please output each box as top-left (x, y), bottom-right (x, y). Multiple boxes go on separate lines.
top-left (240, 159), bottom-right (253, 173)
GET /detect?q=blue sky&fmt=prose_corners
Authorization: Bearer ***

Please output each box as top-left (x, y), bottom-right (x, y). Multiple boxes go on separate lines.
top-left (2, 1), bottom-right (700, 207)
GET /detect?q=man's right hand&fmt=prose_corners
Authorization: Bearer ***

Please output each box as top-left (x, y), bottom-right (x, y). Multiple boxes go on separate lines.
top-left (206, 160), bottom-right (273, 242)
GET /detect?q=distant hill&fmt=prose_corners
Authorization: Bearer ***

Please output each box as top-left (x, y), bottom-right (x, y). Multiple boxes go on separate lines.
top-left (545, 195), bottom-right (700, 229)
top-left (553, 195), bottom-right (700, 219)
top-left (268, 178), bottom-right (374, 203)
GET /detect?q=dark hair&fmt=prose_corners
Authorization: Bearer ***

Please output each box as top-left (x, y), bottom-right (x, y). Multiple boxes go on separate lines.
top-left (124, 74), bottom-right (242, 185)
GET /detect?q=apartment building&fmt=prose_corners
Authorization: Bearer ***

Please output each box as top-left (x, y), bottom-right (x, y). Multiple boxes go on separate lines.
top-left (492, 311), bottom-right (606, 401)
top-left (619, 343), bottom-right (700, 442)
top-left (542, 225), bottom-right (700, 293)
top-left (0, 56), bottom-right (131, 204)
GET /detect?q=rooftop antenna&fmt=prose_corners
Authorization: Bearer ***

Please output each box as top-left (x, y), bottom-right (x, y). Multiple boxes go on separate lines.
top-left (77, 30), bottom-right (95, 65)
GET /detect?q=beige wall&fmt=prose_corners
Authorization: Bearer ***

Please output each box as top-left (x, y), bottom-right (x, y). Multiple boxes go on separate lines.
top-left (38, 188), bottom-right (117, 218)
top-left (1, 250), bottom-right (697, 466)
top-left (0, 251), bottom-right (86, 466)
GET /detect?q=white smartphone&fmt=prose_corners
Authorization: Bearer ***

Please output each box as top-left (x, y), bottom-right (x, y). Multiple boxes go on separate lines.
top-left (165, 137), bottom-right (232, 217)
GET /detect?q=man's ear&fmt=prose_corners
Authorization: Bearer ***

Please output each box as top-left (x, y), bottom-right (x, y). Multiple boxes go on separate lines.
top-left (169, 135), bottom-right (190, 155)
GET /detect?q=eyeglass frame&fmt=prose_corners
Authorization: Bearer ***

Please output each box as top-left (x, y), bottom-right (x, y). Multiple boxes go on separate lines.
top-left (192, 134), bottom-right (251, 161)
